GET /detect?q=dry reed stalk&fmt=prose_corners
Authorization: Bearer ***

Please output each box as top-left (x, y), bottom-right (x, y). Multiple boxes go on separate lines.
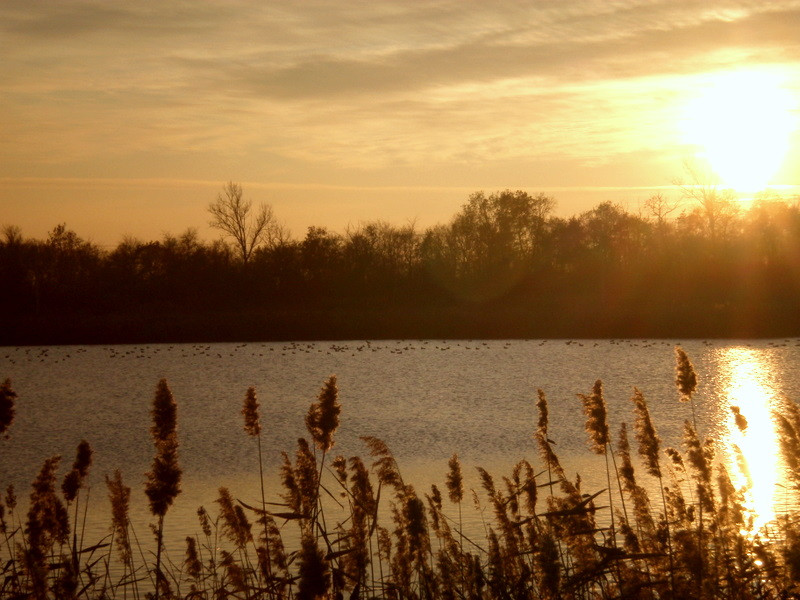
top-left (444, 452), bottom-right (467, 593)
top-left (535, 389), bottom-right (566, 484)
top-left (241, 385), bottom-right (274, 593)
top-left (675, 347), bottom-right (698, 402)
top-left (579, 379), bottom-right (618, 552)
top-left (144, 378), bottom-right (181, 600)
top-left (306, 375), bottom-right (341, 454)
top-left (631, 387), bottom-right (675, 591)
top-left (25, 456), bottom-right (70, 599)
top-left (62, 440), bottom-right (93, 582)
top-left (676, 346), bottom-right (700, 436)
top-left (304, 375), bottom-right (341, 548)
top-left (617, 423), bottom-right (656, 544)
top-left (216, 487), bottom-right (252, 550)
top-left (183, 535), bottom-right (202, 584)
top-left (297, 527), bottom-right (331, 600)
top-left (361, 436), bottom-right (404, 491)
top-left (105, 469), bottom-right (135, 597)
top-left (579, 380), bottom-right (610, 455)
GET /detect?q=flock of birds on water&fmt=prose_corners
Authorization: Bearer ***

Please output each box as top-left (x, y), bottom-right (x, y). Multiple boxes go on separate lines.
top-left (3, 338), bottom-right (800, 365)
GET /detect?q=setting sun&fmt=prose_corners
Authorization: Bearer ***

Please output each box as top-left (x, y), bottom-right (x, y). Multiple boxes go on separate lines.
top-left (682, 70), bottom-right (797, 193)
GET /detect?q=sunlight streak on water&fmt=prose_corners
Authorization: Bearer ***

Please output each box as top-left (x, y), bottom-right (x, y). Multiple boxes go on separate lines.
top-left (713, 346), bottom-right (782, 529)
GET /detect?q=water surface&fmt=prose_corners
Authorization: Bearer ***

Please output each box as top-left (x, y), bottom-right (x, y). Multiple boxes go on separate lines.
top-left (2, 338), bottom-right (799, 558)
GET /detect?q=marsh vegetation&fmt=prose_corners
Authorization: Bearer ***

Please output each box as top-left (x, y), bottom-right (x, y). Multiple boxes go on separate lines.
top-left (4, 348), bottom-right (800, 598)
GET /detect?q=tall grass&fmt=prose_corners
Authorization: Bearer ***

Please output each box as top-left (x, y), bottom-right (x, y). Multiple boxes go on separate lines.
top-left (3, 347), bottom-right (800, 598)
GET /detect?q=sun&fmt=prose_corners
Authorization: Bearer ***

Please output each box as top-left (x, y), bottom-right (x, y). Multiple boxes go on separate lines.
top-left (681, 69), bottom-right (797, 193)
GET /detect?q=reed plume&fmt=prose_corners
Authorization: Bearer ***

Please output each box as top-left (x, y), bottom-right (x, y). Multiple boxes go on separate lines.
top-left (776, 411), bottom-right (800, 485)
top-left (578, 379), bottom-right (616, 549)
top-left (445, 453), bottom-right (463, 504)
top-left (0, 378), bottom-right (16, 438)
top-left (631, 387), bottom-right (661, 478)
top-left (294, 438), bottom-right (320, 519)
top-left (297, 528), bottom-right (330, 600)
top-left (731, 405), bottom-right (748, 432)
top-left (241, 385), bottom-right (272, 581)
top-left (306, 374), bottom-right (341, 453)
top-left (25, 456), bottom-right (70, 599)
top-left (61, 440), bottom-right (92, 503)
top-left (631, 388), bottom-right (674, 591)
top-left (675, 347), bottom-right (698, 402)
top-left (242, 385), bottom-right (261, 436)
top-left (617, 423), bottom-right (655, 541)
top-left (184, 535), bottom-right (202, 581)
top-left (105, 470), bottom-right (132, 566)
top-left (145, 379), bottom-right (181, 517)
top-left (216, 487), bottom-right (252, 550)
top-left (362, 435), bottom-right (404, 490)
top-left (144, 378), bottom-right (181, 600)
top-left (579, 379), bottom-right (609, 454)
top-left (61, 440), bottom-right (93, 581)
top-left (535, 388), bottom-right (566, 483)
top-left (277, 457), bottom-right (302, 526)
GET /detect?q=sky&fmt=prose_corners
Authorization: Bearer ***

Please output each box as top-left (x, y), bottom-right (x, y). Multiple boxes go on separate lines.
top-left (2, 1), bottom-right (799, 247)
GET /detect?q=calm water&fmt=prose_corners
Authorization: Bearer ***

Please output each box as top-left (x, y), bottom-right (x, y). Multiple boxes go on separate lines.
top-left (2, 338), bottom-right (800, 559)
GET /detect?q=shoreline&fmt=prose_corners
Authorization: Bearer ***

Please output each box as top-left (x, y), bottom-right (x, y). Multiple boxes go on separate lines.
top-left (3, 304), bottom-right (799, 346)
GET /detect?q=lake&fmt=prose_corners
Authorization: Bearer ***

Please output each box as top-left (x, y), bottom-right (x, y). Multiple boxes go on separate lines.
top-left (2, 338), bottom-right (800, 567)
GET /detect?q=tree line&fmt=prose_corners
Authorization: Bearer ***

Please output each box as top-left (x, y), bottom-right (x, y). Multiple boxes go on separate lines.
top-left (3, 185), bottom-right (800, 343)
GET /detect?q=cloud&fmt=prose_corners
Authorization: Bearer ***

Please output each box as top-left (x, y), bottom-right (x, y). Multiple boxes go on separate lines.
top-left (1, 1), bottom-right (798, 176)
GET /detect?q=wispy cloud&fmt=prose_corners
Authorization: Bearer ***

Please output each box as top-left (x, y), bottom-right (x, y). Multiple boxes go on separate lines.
top-left (1, 1), bottom-right (798, 241)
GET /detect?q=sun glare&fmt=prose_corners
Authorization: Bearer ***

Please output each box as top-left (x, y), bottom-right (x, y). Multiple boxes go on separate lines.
top-left (681, 70), bottom-right (797, 193)
top-left (715, 346), bottom-right (782, 529)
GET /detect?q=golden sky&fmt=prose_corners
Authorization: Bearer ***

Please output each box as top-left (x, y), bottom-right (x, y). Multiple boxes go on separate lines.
top-left (1, 1), bottom-right (799, 246)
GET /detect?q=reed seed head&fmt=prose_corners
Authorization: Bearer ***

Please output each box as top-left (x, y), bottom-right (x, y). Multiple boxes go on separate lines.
top-left (216, 486), bottom-right (251, 549)
top-left (145, 379), bottom-right (181, 517)
top-left (631, 388), bottom-right (661, 478)
top-left (151, 378), bottom-right (177, 443)
top-left (294, 438), bottom-right (319, 516)
top-left (0, 378), bottom-right (16, 438)
top-left (184, 535), bottom-right (202, 580)
top-left (62, 439), bottom-right (93, 502)
top-left (297, 529), bottom-right (330, 600)
top-left (579, 379), bottom-right (609, 454)
top-left (349, 456), bottom-right (376, 516)
top-left (145, 436), bottom-right (181, 517)
top-left (106, 470), bottom-right (132, 564)
top-left (683, 421), bottom-right (712, 485)
top-left (197, 505), bottom-right (212, 537)
top-left (536, 388), bottom-right (549, 434)
top-left (731, 405), bottom-right (748, 432)
top-left (445, 453), bottom-right (464, 504)
top-left (332, 454), bottom-right (347, 485)
top-left (305, 374), bottom-right (341, 452)
top-left (26, 456), bottom-right (70, 561)
top-left (675, 347), bottom-right (697, 402)
top-left (361, 435), bottom-right (403, 490)
top-left (242, 386), bottom-right (261, 436)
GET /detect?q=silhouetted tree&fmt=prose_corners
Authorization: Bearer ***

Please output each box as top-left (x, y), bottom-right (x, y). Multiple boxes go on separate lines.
top-left (678, 160), bottom-right (739, 243)
top-left (208, 182), bottom-right (283, 265)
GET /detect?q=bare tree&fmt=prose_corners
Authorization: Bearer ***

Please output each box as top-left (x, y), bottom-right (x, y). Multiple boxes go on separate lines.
top-left (643, 193), bottom-right (680, 228)
top-left (2, 224), bottom-right (23, 246)
top-left (676, 159), bottom-right (738, 242)
top-left (208, 182), bottom-right (283, 264)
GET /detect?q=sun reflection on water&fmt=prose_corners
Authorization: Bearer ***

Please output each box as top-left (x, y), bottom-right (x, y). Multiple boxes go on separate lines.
top-left (713, 346), bottom-right (782, 529)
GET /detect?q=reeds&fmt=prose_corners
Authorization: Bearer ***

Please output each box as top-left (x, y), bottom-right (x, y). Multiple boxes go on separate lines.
top-left (5, 348), bottom-right (800, 598)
